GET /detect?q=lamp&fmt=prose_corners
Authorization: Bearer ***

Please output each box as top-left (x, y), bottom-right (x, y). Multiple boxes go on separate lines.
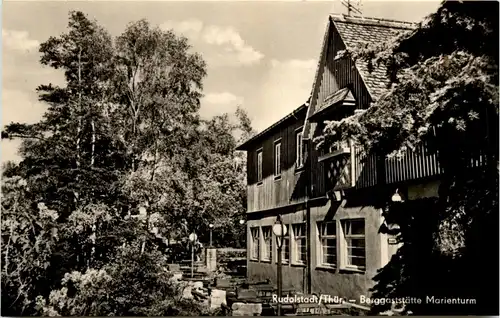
top-left (272, 215), bottom-right (286, 316)
top-left (209, 224), bottom-right (214, 247)
top-left (391, 189), bottom-right (403, 202)
top-left (239, 219), bottom-right (245, 225)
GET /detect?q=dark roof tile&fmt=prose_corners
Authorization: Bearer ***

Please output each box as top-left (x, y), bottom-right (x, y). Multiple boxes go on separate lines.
top-left (330, 14), bottom-right (417, 100)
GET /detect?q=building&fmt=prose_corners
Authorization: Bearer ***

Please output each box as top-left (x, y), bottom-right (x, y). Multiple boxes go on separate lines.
top-left (235, 13), bottom-right (474, 300)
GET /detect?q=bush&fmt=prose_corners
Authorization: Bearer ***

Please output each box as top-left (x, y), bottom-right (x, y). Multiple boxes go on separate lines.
top-left (36, 243), bottom-right (207, 316)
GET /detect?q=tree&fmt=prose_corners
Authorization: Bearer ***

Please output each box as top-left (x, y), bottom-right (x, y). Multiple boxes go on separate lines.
top-left (317, 1), bottom-right (498, 315)
top-left (2, 10), bottom-right (255, 316)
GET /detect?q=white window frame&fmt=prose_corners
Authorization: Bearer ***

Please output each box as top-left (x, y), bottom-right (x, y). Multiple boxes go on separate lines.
top-left (250, 227), bottom-right (260, 260)
top-left (296, 130), bottom-right (304, 168)
top-left (257, 149), bottom-right (263, 183)
top-left (340, 218), bottom-right (366, 271)
top-left (292, 223), bottom-right (307, 265)
top-left (261, 226), bottom-right (273, 261)
top-left (274, 140), bottom-right (282, 177)
top-left (317, 221), bottom-right (337, 268)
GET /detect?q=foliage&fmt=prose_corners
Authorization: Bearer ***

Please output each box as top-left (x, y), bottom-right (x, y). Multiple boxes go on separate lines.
top-left (1, 177), bottom-right (60, 315)
top-left (316, 1), bottom-right (498, 315)
top-left (35, 246), bottom-right (206, 316)
top-left (2, 10), bottom-right (254, 316)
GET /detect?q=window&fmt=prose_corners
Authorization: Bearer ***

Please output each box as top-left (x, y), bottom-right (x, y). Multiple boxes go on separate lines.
top-left (278, 224), bottom-right (290, 264)
top-left (257, 150), bottom-right (263, 183)
top-left (292, 223), bottom-right (307, 264)
top-left (296, 131), bottom-right (304, 167)
top-left (342, 219), bottom-right (366, 270)
top-left (250, 227), bottom-right (260, 260)
top-left (274, 141), bottom-right (281, 176)
top-left (262, 226), bottom-right (273, 261)
top-left (318, 221), bottom-right (337, 267)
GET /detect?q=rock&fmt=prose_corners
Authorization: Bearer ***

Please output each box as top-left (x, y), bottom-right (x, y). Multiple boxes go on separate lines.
top-left (167, 264), bottom-right (181, 272)
top-left (231, 302), bottom-right (262, 316)
top-left (171, 272), bottom-right (183, 281)
top-left (193, 281), bottom-right (203, 290)
top-left (181, 284), bottom-right (193, 300)
top-left (210, 289), bottom-right (227, 309)
top-left (237, 288), bottom-right (258, 300)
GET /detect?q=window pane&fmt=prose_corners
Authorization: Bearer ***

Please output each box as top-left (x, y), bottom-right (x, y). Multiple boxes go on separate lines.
top-left (275, 142), bottom-right (281, 175)
top-left (262, 226), bottom-right (272, 260)
top-left (321, 238), bottom-right (336, 265)
top-left (257, 151), bottom-right (263, 181)
top-left (348, 238), bottom-right (365, 249)
top-left (251, 228), bottom-right (260, 259)
top-left (299, 238), bottom-right (307, 262)
top-left (282, 238), bottom-right (289, 262)
top-left (325, 222), bottom-right (336, 236)
top-left (326, 253), bottom-right (336, 265)
top-left (349, 220), bottom-right (365, 235)
top-left (349, 255), bottom-right (366, 268)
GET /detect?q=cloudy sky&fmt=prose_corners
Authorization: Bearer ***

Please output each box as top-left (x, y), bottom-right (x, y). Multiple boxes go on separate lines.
top-left (1, 0), bottom-right (440, 163)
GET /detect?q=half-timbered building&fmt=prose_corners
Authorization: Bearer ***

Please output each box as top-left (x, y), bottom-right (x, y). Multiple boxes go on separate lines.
top-left (236, 14), bottom-right (468, 300)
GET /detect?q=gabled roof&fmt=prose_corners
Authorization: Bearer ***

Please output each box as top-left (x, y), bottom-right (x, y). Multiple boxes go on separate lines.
top-left (303, 14), bottom-right (416, 140)
top-left (330, 14), bottom-right (417, 99)
top-left (235, 101), bottom-right (309, 151)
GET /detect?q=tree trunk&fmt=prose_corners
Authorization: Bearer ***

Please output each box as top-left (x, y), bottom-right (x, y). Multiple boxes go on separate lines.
top-left (74, 48), bottom-right (83, 206)
top-left (90, 120), bottom-right (96, 264)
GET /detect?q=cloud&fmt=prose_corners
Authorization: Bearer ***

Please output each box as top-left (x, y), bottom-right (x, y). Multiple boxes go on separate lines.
top-left (202, 26), bottom-right (264, 65)
top-left (160, 19), bottom-right (203, 40)
top-left (200, 92), bottom-right (244, 118)
top-left (160, 19), bottom-right (263, 66)
top-left (251, 58), bottom-right (316, 131)
top-left (2, 89), bottom-right (47, 126)
top-left (203, 92), bottom-right (244, 105)
top-left (2, 29), bottom-right (39, 53)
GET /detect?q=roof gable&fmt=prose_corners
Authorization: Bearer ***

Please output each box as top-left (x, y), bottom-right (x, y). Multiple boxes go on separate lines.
top-left (331, 14), bottom-right (416, 100)
top-left (302, 14), bottom-right (416, 140)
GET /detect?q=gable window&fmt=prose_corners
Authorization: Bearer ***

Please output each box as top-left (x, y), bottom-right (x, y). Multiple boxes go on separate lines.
top-left (250, 227), bottom-right (260, 260)
top-left (296, 131), bottom-right (304, 168)
top-left (292, 223), bottom-right (306, 264)
top-left (318, 221), bottom-right (337, 267)
top-left (257, 149), bottom-right (263, 183)
top-left (341, 219), bottom-right (366, 271)
top-left (262, 226), bottom-right (273, 261)
top-left (274, 141), bottom-right (281, 177)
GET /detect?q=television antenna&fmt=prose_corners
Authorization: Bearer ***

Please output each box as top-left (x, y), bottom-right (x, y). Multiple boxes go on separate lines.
top-left (341, 0), bottom-right (362, 16)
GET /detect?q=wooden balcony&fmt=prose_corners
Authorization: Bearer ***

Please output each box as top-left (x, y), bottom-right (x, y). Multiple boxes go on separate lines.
top-left (322, 138), bottom-right (488, 194)
top-left (323, 140), bottom-right (356, 191)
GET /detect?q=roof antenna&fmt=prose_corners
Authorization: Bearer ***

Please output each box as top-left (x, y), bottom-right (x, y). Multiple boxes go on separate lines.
top-left (341, 0), bottom-right (362, 16)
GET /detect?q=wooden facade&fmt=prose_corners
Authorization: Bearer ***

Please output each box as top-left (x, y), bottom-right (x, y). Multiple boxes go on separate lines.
top-left (240, 15), bottom-right (474, 213)
top-left (245, 106), bottom-right (312, 213)
top-left (239, 12), bottom-right (492, 300)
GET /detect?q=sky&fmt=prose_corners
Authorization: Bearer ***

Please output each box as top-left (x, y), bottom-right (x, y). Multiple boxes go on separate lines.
top-left (1, 0), bottom-right (441, 163)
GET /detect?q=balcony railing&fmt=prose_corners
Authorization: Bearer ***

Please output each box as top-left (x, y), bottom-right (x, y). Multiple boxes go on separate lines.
top-left (318, 140), bottom-right (351, 163)
top-left (322, 139), bottom-right (487, 193)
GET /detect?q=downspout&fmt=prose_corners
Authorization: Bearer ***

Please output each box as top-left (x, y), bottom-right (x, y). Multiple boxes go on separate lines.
top-left (305, 139), bottom-right (312, 295)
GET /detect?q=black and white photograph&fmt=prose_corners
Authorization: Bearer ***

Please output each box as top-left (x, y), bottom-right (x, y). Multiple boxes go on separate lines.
top-left (1, 0), bottom-right (498, 316)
